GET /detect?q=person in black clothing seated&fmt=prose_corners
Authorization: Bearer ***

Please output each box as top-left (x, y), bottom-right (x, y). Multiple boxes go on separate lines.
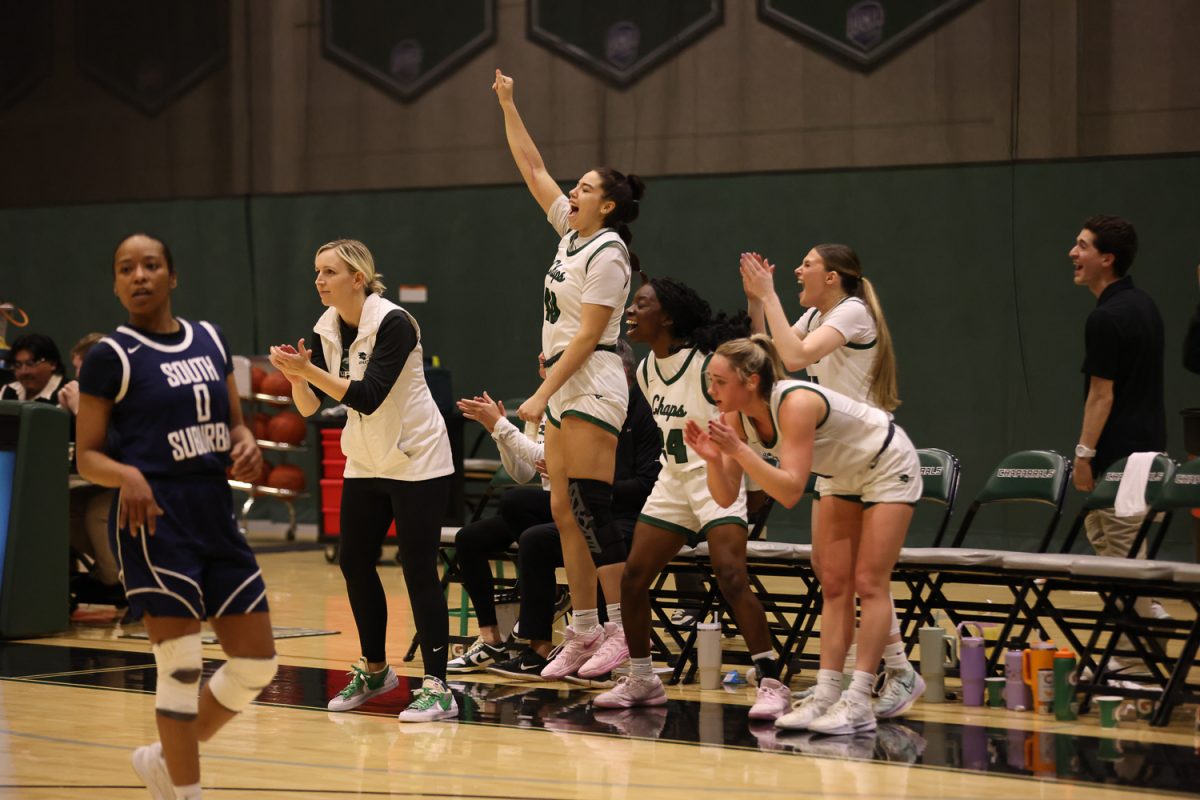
top-left (2, 333), bottom-right (68, 404)
top-left (448, 341), bottom-right (661, 679)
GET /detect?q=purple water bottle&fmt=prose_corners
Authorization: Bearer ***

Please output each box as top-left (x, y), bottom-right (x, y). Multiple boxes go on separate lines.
top-left (1005, 640), bottom-right (1032, 710)
top-left (958, 622), bottom-right (986, 706)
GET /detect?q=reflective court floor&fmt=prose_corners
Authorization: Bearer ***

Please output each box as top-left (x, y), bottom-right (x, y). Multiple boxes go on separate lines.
top-left (2, 550), bottom-right (1198, 799)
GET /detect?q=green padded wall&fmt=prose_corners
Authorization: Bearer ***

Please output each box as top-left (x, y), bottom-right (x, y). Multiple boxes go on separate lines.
top-left (5, 155), bottom-right (1199, 556)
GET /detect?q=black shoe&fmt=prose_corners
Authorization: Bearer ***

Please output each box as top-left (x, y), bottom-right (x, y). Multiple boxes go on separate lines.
top-left (487, 648), bottom-right (550, 681)
top-left (552, 585), bottom-right (571, 622)
top-left (447, 638), bottom-right (509, 673)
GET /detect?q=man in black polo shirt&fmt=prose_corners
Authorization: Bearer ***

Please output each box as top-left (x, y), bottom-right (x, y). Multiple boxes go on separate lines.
top-left (1070, 214), bottom-right (1166, 557)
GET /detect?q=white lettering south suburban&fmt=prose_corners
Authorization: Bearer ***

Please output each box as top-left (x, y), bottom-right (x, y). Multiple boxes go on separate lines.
top-left (167, 423), bottom-right (231, 461)
top-left (160, 356), bottom-right (222, 388)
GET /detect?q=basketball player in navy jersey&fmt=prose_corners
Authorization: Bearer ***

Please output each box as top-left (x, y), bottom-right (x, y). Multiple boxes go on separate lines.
top-left (76, 234), bottom-right (277, 800)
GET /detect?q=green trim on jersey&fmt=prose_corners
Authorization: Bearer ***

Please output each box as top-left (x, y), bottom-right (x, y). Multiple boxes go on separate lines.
top-left (546, 405), bottom-right (561, 428)
top-left (780, 384), bottom-right (830, 430)
top-left (699, 516), bottom-right (749, 535)
top-left (700, 353), bottom-right (716, 406)
top-left (844, 339), bottom-right (877, 350)
top-left (560, 410), bottom-right (620, 437)
top-left (653, 347), bottom-right (697, 385)
top-left (566, 228), bottom-right (617, 258)
top-left (638, 513), bottom-right (697, 538)
top-left (583, 240), bottom-right (629, 274)
top-left (640, 357), bottom-right (650, 388)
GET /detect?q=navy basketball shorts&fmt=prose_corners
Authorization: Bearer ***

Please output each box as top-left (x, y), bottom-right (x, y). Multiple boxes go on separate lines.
top-left (109, 477), bottom-right (269, 620)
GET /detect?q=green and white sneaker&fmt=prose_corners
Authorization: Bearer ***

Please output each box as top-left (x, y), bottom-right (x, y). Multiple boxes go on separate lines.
top-left (398, 675), bottom-right (459, 723)
top-left (328, 657), bottom-right (400, 711)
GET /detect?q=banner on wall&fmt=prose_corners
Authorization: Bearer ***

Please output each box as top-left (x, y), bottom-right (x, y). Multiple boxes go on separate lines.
top-left (0, 3), bottom-right (52, 111)
top-left (76, 0), bottom-right (229, 116)
top-left (322, 0), bottom-right (496, 102)
top-left (528, 0), bottom-right (723, 88)
top-left (758, 0), bottom-right (979, 69)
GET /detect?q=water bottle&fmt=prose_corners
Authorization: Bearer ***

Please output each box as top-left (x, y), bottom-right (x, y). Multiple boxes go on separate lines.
top-left (958, 622), bottom-right (987, 707)
top-left (1005, 641), bottom-right (1032, 710)
top-left (696, 617), bottom-right (722, 690)
top-left (919, 625), bottom-right (956, 704)
top-left (1053, 647), bottom-right (1078, 721)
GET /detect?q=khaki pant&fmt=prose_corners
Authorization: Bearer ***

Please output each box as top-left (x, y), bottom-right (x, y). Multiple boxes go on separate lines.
top-left (1083, 508), bottom-right (1167, 666)
top-left (69, 486), bottom-right (119, 586)
top-left (1084, 508), bottom-right (1149, 559)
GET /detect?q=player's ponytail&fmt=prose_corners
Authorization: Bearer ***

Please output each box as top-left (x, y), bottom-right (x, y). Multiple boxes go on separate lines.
top-left (715, 335), bottom-right (785, 400)
top-left (814, 243), bottom-right (900, 412)
top-left (596, 168), bottom-right (645, 281)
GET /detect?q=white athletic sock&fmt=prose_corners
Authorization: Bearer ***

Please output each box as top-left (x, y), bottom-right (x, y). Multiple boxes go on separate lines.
top-left (883, 640), bottom-right (909, 672)
top-left (815, 669), bottom-right (843, 703)
top-left (847, 670), bottom-right (875, 706)
top-left (573, 608), bottom-right (600, 632)
top-left (841, 642), bottom-right (858, 689)
top-left (174, 783), bottom-right (202, 800)
top-left (630, 656), bottom-right (654, 679)
top-left (606, 603), bottom-right (623, 627)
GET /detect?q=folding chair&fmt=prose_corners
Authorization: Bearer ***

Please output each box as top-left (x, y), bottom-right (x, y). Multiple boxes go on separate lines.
top-left (918, 448), bottom-right (962, 546)
top-left (901, 450), bottom-right (1070, 666)
top-left (1008, 456), bottom-right (1177, 681)
top-left (1055, 454), bottom-right (1176, 555)
top-left (468, 464), bottom-right (520, 522)
top-left (893, 448), bottom-right (961, 642)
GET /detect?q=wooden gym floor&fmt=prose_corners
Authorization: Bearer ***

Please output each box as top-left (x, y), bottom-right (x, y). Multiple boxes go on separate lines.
top-left (1, 548), bottom-right (1197, 799)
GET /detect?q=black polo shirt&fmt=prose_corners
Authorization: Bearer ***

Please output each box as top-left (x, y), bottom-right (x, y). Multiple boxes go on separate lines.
top-left (1081, 276), bottom-right (1166, 473)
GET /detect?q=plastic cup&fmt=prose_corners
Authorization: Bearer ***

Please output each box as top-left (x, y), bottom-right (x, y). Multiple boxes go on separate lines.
top-left (1097, 695), bottom-right (1122, 728)
top-left (986, 677), bottom-right (1006, 707)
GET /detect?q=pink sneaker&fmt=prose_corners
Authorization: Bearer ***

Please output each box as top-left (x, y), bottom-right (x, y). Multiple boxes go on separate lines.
top-left (593, 675), bottom-right (668, 709)
top-left (577, 622), bottom-right (629, 678)
top-left (748, 678), bottom-right (791, 720)
top-left (540, 624), bottom-right (606, 680)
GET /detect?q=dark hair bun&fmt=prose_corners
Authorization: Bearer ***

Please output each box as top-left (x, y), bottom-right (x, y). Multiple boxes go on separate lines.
top-left (627, 174), bottom-right (646, 202)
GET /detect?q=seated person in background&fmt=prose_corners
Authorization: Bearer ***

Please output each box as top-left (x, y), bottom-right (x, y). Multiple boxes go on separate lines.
top-left (449, 343), bottom-right (661, 679)
top-left (448, 353), bottom-right (555, 673)
top-left (2, 333), bottom-right (67, 404)
top-left (57, 332), bottom-right (104, 415)
top-left (64, 332), bottom-right (124, 608)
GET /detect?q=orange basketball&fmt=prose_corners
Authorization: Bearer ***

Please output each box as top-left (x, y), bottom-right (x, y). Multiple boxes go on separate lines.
top-left (253, 412), bottom-right (271, 440)
top-left (267, 410), bottom-right (306, 445)
top-left (250, 366), bottom-right (267, 393)
top-left (267, 463), bottom-right (306, 493)
top-left (260, 371), bottom-right (292, 397)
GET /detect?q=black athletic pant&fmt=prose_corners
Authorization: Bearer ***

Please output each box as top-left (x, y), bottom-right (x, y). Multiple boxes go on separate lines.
top-left (339, 475), bottom-right (451, 679)
top-left (455, 488), bottom-right (551, 628)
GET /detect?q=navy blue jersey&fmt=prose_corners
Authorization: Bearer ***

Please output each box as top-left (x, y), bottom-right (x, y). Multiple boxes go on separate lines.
top-left (80, 319), bottom-right (234, 479)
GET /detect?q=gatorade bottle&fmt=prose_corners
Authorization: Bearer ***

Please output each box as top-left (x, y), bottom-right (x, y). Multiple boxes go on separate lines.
top-left (1053, 647), bottom-right (1077, 721)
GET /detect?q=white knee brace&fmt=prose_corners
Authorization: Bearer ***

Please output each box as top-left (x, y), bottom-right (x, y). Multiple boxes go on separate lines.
top-left (153, 633), bottom-right (204, 721)
top-left (209, 655), bottom-right (278, 713)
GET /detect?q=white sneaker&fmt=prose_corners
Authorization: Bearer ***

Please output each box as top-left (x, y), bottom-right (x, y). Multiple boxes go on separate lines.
top-left (131, 742), bottom-right (174, 800)
top-left (808, 695), bottom-right (877, 736)
top-left (874, 668), bottom-right (925, 719)
top-left (327, 658), bottom-right (400, 711)
top-left (446, 637), bottom-right (507, 673)
top-left (748, 678), bottom-right (792, 720)
top-left (397, 675), bottom-right (459, 723)
top-left (774, 693), bottom-right (834, 730)
top-left (593, 675), bottom-right (668, 709)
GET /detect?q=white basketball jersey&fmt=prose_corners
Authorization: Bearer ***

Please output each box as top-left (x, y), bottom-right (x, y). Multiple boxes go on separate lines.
top-left (542, 198), bottom-right (631, 361)
top-left (740, 379), bottom-right (891, 478)
top-left (637, 347), bottom-right (716, 475)
top-left (793, 297), bottom-right (877, 406)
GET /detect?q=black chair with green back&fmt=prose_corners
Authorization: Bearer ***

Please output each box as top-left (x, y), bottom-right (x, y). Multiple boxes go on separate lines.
top-left (1055, 454), bottom-right (1176, 555)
